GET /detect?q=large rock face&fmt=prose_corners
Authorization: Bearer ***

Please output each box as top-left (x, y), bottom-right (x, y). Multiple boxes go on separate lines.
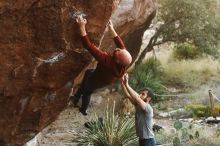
top-left (0, 0), bottom-right (156, 145)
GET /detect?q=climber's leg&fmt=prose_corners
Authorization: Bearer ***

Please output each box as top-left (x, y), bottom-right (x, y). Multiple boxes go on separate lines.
top-left (79, 79), bottom-right (105, 115)
top-left (79, 91), bottom-right (93, 115)
top-left (69, 69), bottom-right (95, 106)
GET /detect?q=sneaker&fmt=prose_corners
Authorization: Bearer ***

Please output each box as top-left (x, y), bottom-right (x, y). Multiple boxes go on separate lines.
top-left (79, 108), bottom-right (88, 116)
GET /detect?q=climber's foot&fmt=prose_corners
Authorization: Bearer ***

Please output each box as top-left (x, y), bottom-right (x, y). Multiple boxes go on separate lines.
top-left (70, 96), bottom-right (79, 107)
top-left (79, 108), bottom-right (88, 116)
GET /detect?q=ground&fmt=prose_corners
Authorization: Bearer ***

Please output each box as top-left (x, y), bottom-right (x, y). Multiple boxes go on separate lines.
top-left (25, 86), bottom-right (220, 146)
top-left (28, 89), bottom-right (123, 146)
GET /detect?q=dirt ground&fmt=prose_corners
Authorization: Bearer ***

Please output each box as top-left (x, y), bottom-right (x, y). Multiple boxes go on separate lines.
top-left (25, 86), bottom-right (220, 146)
top-left (29, 90), bottom-right (123, 146)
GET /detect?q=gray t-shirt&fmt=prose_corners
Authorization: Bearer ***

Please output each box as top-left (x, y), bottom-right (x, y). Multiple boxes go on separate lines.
top-left (135, 103), bottom-right (154, 139)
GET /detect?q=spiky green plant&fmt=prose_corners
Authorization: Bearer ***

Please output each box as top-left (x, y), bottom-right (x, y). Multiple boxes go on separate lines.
top-left (70, 102), bottom-right (138, 146)
top-left (130, 57), bottom-right (166, 101)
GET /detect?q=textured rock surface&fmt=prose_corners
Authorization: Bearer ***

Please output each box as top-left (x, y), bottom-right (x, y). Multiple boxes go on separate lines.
top-left (0, 0), bottom-right (156, 145)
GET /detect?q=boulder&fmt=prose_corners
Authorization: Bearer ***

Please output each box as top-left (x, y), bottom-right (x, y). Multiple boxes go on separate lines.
top-left (0, 0), bottom-right (156, 145)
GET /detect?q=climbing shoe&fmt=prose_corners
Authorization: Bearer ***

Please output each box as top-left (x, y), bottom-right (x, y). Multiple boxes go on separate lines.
top-left (69, 96), bottom-right (79, 108)
top-left (79, 108), bottom-right (87, 116)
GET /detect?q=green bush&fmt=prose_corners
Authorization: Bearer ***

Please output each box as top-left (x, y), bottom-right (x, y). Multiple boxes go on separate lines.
top-left (185, 104), bottom-right (211, 118)
top-left (70, 103), bottom-right (138, 146)
top-left (130, 57), bottom-right (166, 101)
top-left (185, 104), bottom-right (220, 118)
top-left (213, 105), bottom-right (220, 116)
top-left (173, 43), bottom-right (201, 60)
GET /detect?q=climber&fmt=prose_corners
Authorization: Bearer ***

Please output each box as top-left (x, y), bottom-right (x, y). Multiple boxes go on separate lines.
top-left (121, 73), bottom-right (156, 146)
top-left (69, 15), bottom-right (132, 116)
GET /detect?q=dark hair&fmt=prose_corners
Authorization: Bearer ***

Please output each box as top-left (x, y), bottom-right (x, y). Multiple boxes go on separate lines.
top-left (139, 88), bottom-right (155, 101)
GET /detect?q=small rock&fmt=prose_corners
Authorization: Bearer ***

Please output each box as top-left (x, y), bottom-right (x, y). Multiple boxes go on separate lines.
top-left (100, 88), bottom-right (110, 95)
top-left (179, 118), bottom-right (193, 123)
top-left (205, 117), bottom-right (216, 122)
top-left (158, 112), bottom-right (169, 118)
top-left (195, 119), bottom-right (204, 124)
top-left (169, 128), bottom-right (177, 134)
top-left (111, 88), bottom-right (116, 92)
top-left (187, 118), bottom-right (194, 123)
top-left (91, 95), bottom-right (103, 106)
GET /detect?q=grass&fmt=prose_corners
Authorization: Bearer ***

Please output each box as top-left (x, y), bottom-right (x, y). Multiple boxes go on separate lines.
top-left (161, 57), bottom-right (220, 90)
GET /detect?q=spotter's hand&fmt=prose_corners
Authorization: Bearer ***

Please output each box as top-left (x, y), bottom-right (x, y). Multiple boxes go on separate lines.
top-left (122, 73), bottom-right (129, 84)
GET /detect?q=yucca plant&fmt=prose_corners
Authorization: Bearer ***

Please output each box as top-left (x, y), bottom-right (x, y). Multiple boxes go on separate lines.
top-left (70, 102), bottom-right (138, 146)
top-left (130, 57), bottom-right (166, 101)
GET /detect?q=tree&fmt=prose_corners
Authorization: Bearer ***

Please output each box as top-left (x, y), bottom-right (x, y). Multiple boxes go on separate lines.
top-left (135, 0), bottom-right (220, 67)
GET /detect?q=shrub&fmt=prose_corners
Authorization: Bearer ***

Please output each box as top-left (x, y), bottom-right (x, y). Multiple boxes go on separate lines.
top-left (70, 103), bottom-right (138, 146)
top-left (185, 104), bottom-right (211, 118)
top-left (130, 57), bottom-right (166, 101)
top-left (213, 105), bottom-right (220, 117)
top-left (185, 104), bottom-right (220, 118)
top-left (173, 43), bottom-right (202, 60)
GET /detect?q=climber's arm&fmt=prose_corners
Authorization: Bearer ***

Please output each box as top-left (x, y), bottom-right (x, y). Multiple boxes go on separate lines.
top-left (76, 16), bottom-right (110, 64)
top-left (108, 20), bottom-right (125, 49)
top-left (81, 36), bottom-right (110, 64)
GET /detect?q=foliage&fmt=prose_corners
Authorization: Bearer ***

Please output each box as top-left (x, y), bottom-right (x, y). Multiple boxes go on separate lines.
top-left (173, 137), bottom-right (180, 146)
top-left (174, 121), bottom-right (183, 130)
top-left (155, 121), bottom-right (220, 146)
top-left (70, 103), bottom-right (138, 146)
top-left (157, 0), bottom-right (220, 57)
top-left (135, 0), bottom-right (220, 66)
top-left (185, 104), bottom-right (211, 118)
top-left (173, 43), bottom-right (201, 60)
top-left (173, 121), bottom-right (202, 146)
top-left (130, 57), bottom-right (166, 100)
top-left (212, 105), bottom-right (220, 116)
top-left (184, 104), bottom-right (220, 118)
top-left (161, 57), bottom-right (220, 89)
top-left (185, 104), bottom-right (220, 118)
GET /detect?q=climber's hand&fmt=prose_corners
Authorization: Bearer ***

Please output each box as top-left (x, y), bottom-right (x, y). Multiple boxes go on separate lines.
top-left (76, 15), bottom-right (87, 36)
top-left (76, 15), bottom-right (87, 28)
top-left (108, 20), bottom-right (114, 30)
top-left (108, 20), bottom-right (117, 37)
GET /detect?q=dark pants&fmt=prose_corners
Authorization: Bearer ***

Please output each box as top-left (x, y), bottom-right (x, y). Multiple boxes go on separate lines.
top-left (70, 69), bottom-right (105, 112)
top-left (139, 138), bottom-right (156, 146)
